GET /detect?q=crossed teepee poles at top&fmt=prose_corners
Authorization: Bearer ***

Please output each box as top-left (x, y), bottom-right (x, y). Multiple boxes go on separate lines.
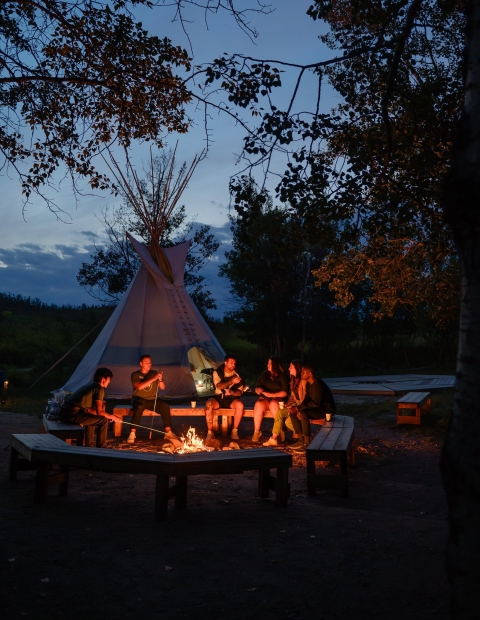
top-left (103, 144), bottom-right (203, 283)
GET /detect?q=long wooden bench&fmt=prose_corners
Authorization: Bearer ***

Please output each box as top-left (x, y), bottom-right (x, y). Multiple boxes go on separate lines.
top-left (396, 391), bottom-right (431, 425)
top-left (42, 415), bottom-right (85, 445)
top-left (306, 415), bottom-right (355, 497)
top-left (113, 405), bottom-right (283, 437)
top-left (9, 434), bottom-right (292, 520)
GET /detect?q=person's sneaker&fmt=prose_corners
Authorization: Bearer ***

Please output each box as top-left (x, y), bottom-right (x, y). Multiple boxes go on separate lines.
top-left (291, 443), bottom-right (306, 454)
top-left (288, 440), bottom-right (305, 450)
top-left (127, 431), bottom-right (136, 444)
top-left (164, 431), bottom-right (178, 440)
top-left (230, 428), bottom-right (240, 440)
top-left (263, 437), bottom-right (278, 447)
top-left (206, 431), bottom-right (215, 441)
top-left (251, 430), bottom-right (262, 442)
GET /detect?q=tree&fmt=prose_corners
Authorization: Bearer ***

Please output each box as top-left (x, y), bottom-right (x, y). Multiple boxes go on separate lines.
top-left (204, 2), bottom-right (480, 615)
top-left (221, 177), bottom-right (356, 358)
top-left (204, 0), bottom-right (464, 328)
top-left (440, 1), bottom-right (480, 615)
top-left (77, 150), bottom-right (219, 315)
top-left (0, 0), bottom-right (195, 212)
top-left (0, 1), bottom-right (272, 213)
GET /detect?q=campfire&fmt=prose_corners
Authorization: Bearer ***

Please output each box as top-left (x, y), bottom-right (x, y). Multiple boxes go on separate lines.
top-left (161, 427), bottom-right (239, 454)
top-left (176, 427), bottom-right (212, 454)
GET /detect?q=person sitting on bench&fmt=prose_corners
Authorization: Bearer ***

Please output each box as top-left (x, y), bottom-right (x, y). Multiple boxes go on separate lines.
top-left (288, 364), bottom-right (336, 453)
top-left (252, 356), bottom-right (289, 442)
top-left (129, 355), bottom-right (177, 444)
top-left (59, 367), bottom-right (119, 447)
top-left (204, 355), bottom-right (246, 441)
top-left (263, 359), bottom-right (306, 446)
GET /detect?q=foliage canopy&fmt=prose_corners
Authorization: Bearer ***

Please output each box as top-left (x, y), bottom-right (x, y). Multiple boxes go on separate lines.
top-left (206, 0), bottom-right (464, 327)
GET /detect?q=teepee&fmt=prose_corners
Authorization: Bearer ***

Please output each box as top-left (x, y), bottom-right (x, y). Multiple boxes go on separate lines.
top-left (63, 148), bottom-right (225, 398)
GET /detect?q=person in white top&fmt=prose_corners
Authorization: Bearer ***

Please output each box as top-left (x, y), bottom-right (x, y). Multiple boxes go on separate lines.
top-left (204, 355), bottom-right (246, 441)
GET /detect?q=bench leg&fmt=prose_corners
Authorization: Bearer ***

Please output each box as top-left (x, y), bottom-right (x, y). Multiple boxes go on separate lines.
top-left (154, 474), bottom-right (170, 521)
top-left (58, 466), bottom-right (69, 496)
top-left (306, 455), bottom-right (316, 496)
top-left (275, 466), bottom-right (289, 507)
top-left (348, 440), bottom-right (356, 467)
top-left (9, 446), bottom-right (19, 481)
top-left (258, 468), bottom-right (270, 498)
top-left (175, 476), bottom-right (188, 510)
top-left (221, 415), bottom-right (230, 437)
top-left (340, 453), bottom-right (349, 498)
top-left (34, 463), bottom-right (51, 503)
top-left (114, 418), bottom-right (123, 437)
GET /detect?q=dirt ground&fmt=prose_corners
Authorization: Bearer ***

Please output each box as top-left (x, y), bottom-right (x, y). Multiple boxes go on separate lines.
top-left (0, 398), bottom-right (449, 620)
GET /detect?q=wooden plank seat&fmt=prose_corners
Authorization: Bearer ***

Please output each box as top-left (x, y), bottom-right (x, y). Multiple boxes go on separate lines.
top-left (42, 415), bottom-right (85, 445)
top-left (9, 434), bottom-right (292, 521)
top-left (396, 391), bottom-right (431, 425)
top-left (113, 405), bottom-right (279, 437)
top-left (306, 415), bottom-right (355, 498)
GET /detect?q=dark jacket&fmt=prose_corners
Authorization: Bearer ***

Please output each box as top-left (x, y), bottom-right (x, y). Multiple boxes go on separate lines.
top-left (299, 378), bottom-right (336, 415)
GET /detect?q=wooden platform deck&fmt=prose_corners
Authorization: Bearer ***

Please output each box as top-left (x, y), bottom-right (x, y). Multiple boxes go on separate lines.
top-left (324, 374), bottom-right (455, 395)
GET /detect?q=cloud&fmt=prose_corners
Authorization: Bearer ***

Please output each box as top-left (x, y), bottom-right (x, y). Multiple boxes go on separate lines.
top-left (0, 221), bottom-right (235, 316)
top-left (0, 243), bottom-right (98, 306)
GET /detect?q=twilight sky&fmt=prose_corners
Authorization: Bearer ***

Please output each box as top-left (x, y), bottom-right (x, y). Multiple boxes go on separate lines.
top-left (0, 1), bottom-right (335, 318)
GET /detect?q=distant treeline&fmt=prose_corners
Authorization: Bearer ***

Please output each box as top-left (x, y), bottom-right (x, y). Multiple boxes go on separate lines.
top-left (0, 293), bottom-right (112, 387)
top-left (0, 292), bottom-right (457, 395)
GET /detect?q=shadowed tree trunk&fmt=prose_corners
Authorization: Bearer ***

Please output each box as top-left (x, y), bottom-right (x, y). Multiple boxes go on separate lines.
top-left (441, 1), bottom-right (480, 616)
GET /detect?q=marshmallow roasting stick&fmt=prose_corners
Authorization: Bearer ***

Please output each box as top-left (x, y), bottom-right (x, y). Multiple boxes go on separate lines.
top-left (119, 420), bottom-right (183, 448)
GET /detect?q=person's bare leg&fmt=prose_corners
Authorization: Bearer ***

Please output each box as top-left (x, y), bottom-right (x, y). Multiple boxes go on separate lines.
top-left (253, 399), bottom-right (268, 431)
top-left (232, 399), bottom-right (244, 430)
top-left (269, 400), bottom-right (279, 417)
top-left (205, 398), bottom-right (219, 437)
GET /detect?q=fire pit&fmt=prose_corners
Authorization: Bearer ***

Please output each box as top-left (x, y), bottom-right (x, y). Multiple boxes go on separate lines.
top-left (10, 433), bottom-right (292, 521)
top-left (155, 447), bottom-right (292, 519)
top-left (162, 427), bottom-right (238, 454)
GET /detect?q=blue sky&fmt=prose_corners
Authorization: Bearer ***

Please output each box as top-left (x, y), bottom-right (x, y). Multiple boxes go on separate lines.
top-left (0, 1), bottom-right (335, 318)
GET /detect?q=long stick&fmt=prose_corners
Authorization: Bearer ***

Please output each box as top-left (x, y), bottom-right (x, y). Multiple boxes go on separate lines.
top-left (150, 382), bottom-right (158, 439)
top-left (121, 419), bottom-right (167, 435)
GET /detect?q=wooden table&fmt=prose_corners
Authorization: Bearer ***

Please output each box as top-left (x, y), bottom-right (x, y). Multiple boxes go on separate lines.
top-left (306, 415), bottom-right (355, 497)
top-left (9, 434), bottom-right (292, 520)
top-left (396, 391), bottom-right (431, 425)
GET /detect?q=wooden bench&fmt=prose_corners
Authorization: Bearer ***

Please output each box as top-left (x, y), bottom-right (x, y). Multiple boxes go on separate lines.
top-left (42, 415), bottom-right (85, 445)
top-left (9, 434), bottom-right (292, 520)
top-left (113, 405), bottom-right (282, 437)
top-left (396, 391), bottom-right (431, 425)
top-left (306, 415), bottom-right (355, 497)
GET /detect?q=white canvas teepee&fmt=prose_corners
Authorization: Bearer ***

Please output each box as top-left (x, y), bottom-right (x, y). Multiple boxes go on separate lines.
top-left (63, 146), bottom-right (225, 398)
top-left (63, 233), bottom-right (225, 398)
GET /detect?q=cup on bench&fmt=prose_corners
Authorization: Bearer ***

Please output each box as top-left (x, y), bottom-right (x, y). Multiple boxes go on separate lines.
top-left (325, 413), bottom-right (332, 422)
top-left (191, 401), bottom-right (197, 409)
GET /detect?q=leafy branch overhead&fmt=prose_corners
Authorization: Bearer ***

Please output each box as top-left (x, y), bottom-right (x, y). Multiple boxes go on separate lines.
top-left (0, 0), bottom-right (275, 212)
top-left (0, 0), bottom-right (192, 210)
top-left (204, 0), bottom-right (463, 327)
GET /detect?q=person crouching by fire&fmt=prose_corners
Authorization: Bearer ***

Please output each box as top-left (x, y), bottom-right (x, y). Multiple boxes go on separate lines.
top-left (205, 355), bottom-right (246, 441)
top-left (60, 367), bottom-right (119, 448)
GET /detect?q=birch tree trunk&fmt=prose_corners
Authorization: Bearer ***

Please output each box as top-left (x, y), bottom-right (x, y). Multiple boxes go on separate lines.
top-left (441, 1), bottom-right (480, 616)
